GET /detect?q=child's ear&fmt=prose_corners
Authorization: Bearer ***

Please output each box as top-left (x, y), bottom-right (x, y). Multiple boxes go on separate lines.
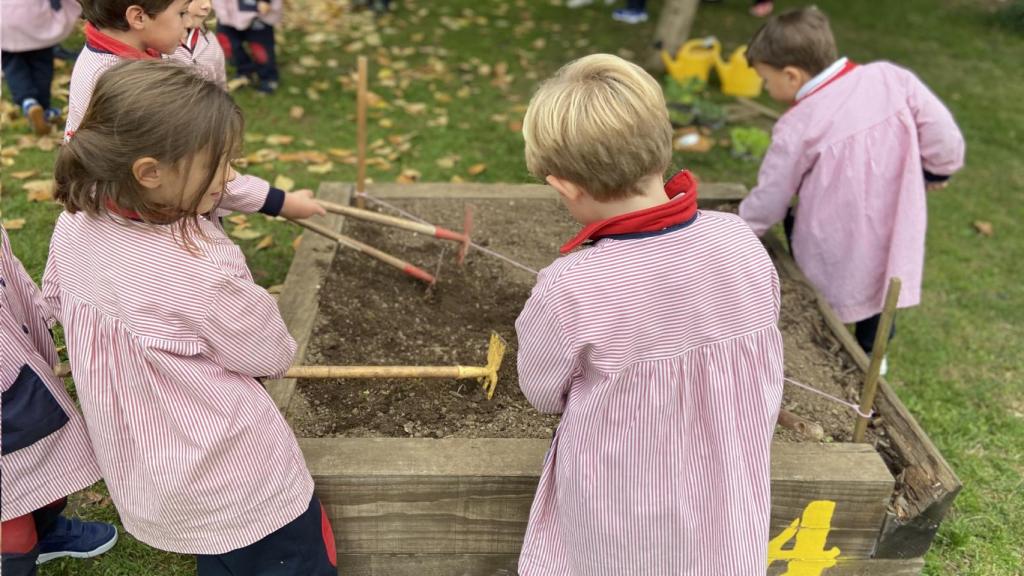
top-left (125, 5), bottom-right (148, 30)
top-left (546, 175), bottom-right (584, 203)
top-left (132, 157), bottom-right (163, 189)
top-left (782, 65), bottom-right (809, 88)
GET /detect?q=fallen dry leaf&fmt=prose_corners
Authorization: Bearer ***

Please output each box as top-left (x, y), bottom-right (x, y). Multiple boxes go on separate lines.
top-left (307, 161), bottom-right (334, 174)
top-left (973, 220), bottom-right (994, 237)
top-left (245, 148), bottom-right (277, 164)
top-left (508, 120), bottom-right (523, 132)
top-left (36, 137), bottom-right (56, 151)
top-left (11, 170), bottom-right (37, 180)
top-left (292, 235), bottom-right (303, 250)
top-left (230, 227), bottom-right (264, 240)
top-left (227, 214), bottom-right (248, 226)
top-left (24, 180), bottom-right (55, 202)
top-left (450, 175), bottom-right (465, 183)
top-left (379, 118), bottom-right (394, 128)
top-left (396, 168), bottom-right (421, 184)
top-left (267, 284), bottom-right (285, 294)
top-left (3, 218), bottom-right (26, 230)
top-left (467, 163), bottom-right (487, 176)
top-left (266, 134), bottom-right (295, 146)
top-left (255, 235), bottom-right (274, 250)
top-left (274, 175), bottom-right (295, 192)
top-left (278, 151), bottom-right (328, 164)
top-left (227, 76), bottom-right (249, 92)
top-left (289, 106), bottom-right (305, 120)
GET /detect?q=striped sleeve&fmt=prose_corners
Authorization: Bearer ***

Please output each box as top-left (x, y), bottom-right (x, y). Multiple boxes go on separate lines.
top-left (199, 275), bottom-right (297, 378)
top-left (220, 174), bottom-right (282, 216)
top-left (515, 287), bottom-right (577, 414)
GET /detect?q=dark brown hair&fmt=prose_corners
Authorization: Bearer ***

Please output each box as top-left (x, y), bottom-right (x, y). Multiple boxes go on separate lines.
top-left (79, 0), bottom-right (181, 31)
top-left (55, 60), bottom-right (243, 242)
top-left (746, 6), bottom-right (838, 76)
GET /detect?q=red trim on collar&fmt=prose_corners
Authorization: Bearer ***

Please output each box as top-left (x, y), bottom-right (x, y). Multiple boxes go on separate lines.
top-left (797, 60), bottom-right (858, 104)
top-left (104, 198), bottom-right (145, 221)
top-left (85, 23), bottom-right (160, 60)
top-left (560, 170), bottom-right (699, 254)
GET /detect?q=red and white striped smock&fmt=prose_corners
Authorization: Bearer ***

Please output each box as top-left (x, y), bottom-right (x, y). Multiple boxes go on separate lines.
top-left (170, 27), bottom-right (227, 89)
top-left (66, 25), bottom-right (273, 215)
top-left (1, 226), bottom-right (102, 522)
top-left (516, 210), bottom-right (784, 576)
top-left (41, 212), bottom-right (314, 553)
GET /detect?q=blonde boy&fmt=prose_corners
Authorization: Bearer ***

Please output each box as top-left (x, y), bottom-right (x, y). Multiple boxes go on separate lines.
top-left (516, 53), bottom-right (784, 575)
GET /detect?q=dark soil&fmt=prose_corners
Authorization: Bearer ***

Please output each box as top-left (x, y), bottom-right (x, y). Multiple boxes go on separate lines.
top-left (292, 198), bottom-right (872, 443)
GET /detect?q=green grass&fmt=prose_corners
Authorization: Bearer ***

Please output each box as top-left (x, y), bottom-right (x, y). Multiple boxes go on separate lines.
top-left (2, 0), bottom-right (1021, 574)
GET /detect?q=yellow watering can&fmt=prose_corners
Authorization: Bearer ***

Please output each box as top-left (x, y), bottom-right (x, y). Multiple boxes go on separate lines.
top-left (662, 37), bottom-right (721, 83)
top-left (715, 45), bottom-right (763, 98)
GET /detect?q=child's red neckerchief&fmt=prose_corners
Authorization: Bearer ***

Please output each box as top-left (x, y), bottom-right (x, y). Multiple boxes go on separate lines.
top-left (560, 170), bottom-right (699, 254)
top-left (795, 59), bottom-right (858, 104)
top-left (84, 23), bottom-right (160, 60)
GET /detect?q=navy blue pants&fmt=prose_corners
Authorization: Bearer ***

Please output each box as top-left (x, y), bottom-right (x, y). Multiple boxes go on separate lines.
top-left (1, 47), bottom-right (55, 109)
top-left (784, 207), bottom-right (895, 355)
top-left (195, 496), bottom-right (337, 576)
top-left (216, 22), bottom-right (278, 82)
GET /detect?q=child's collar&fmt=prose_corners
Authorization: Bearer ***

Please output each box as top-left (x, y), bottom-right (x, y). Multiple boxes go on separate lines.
top-left (795, 57), bottom-right (856, 102)
top-left (84, 23), bottom-right (161, 60)
top-left (560, 170), bottom-right (700, 254)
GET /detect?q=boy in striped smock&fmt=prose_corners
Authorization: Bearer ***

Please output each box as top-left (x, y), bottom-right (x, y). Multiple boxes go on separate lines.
top-left (516, 54), bottom-right (784, 575)
top-left (43, 60), bottom-right (337, 575)
top-left (171, 0), bottom-right (227, 88)
top-left (68, 0), bottom-right (324, 222)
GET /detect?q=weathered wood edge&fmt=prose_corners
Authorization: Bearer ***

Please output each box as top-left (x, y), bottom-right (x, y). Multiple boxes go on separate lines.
top-left (265, 182), bottom-right (350, 412)
top-left (762, 233), bottom-right (961, 554)
top-left (365, 181), bottom-right (748, 203)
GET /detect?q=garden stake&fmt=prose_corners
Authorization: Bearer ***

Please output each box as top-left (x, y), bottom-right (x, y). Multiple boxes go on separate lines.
top-left (355, 55), bottom-right (368, 209)
top-left (852, 277), bottom-right (902, 443)
top-left (290, 218), bottom-right (436, 285)
top-left (316, 199), bottom-right (472, 263)
top-left (52, 333), bottom-right (507, 400)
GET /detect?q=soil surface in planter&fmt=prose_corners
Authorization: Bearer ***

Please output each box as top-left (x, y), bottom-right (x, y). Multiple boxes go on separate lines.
top-left (292, 198), bottom-right (874, 444)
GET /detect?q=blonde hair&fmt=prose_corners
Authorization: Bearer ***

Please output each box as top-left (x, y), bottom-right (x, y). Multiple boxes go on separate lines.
top-left (523, 54), bottom-right (673, 201)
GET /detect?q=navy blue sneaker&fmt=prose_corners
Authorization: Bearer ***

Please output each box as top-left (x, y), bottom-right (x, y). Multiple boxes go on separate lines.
top-left (36, 516), bottom-right (118, 565)
top-left (255, 79), bottom-right (279, 94)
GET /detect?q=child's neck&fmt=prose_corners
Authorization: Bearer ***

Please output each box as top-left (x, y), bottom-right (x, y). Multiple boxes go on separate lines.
top-left (588, 175), bottom-right (667, 222)
top-left (97, 27), bottom-right (147, 52)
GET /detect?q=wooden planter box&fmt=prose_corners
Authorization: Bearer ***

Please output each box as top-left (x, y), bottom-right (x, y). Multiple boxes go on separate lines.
top-left (268, 183), bottom-right (959, 576)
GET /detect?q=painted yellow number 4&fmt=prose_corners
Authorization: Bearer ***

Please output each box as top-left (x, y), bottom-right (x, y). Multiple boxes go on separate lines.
top-left (767, 500), bottom-right (841, 575)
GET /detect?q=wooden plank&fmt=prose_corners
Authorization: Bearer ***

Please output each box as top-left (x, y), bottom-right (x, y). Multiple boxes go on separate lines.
top-left (342, 554), bottom-right (922, 576)
top-left (645, 0), bottom-right (701, 72)
top-left (762, 234), bottom-right (961, 556)
top-left (303, 439), bottom-right (891, 558)
top-left (264, 183), bottom-right (349, 411)
top-left (342, 554), bottom-right (518, 576)
top-left (366, 181), bottom-right (747, 203)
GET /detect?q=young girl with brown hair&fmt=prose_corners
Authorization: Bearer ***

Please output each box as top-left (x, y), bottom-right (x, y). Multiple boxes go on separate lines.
top-left (44, 59), bottom-right (337, 575)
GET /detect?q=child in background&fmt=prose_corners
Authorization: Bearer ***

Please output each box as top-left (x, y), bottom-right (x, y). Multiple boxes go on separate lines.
top-left (738, 7), bottom-right (965, 367)
top-left (516, 54), bottom-right (783, 575)
top-left (44, 60), bottom-right (337, 575)
top-left (213, 0), bottom-right (282, 93)
top-left (1, 0), bottom-right (82, 135)
top-left (69, 0), bottom-right (324, 221)
top-left (1, 226), bottom-right (117, 575)
top-left (171, 0), bottom-right (227, 88)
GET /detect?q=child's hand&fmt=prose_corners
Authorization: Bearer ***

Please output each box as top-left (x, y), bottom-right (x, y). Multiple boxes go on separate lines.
top-left (257, 0), bottom-right (271, 16)
top-left (279, 189), bottom-right (326, 219)
top-left (926, 180), bottom-right (950, 192)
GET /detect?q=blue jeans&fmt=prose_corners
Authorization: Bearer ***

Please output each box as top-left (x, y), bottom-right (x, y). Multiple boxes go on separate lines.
top-left (1, 47), bottom-right (55, 109)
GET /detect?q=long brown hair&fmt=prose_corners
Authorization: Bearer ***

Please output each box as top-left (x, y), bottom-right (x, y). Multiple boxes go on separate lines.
top-left (54, 60), bottom-right (243, 243)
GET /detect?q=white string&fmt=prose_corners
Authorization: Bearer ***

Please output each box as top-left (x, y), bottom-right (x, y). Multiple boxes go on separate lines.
top-left (356, 191), bottom-right (541, 276)
top-left (784, 377), bottom-right (874, 419)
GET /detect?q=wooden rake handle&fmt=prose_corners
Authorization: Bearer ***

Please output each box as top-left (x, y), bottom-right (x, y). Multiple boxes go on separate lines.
top-left (316, 200), bottom-right (468, 244)
top-left (290, 218), bottom-right (435, 285)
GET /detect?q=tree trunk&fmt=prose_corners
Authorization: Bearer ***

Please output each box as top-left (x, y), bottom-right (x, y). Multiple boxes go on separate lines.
top-left (645, 0), bottom-right (701, 73)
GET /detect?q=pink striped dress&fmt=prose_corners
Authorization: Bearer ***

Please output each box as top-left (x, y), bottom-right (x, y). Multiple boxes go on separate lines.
top-left (170, 28), bottom-right (227, 89)
top-left (41, 212), bottom-right (314, 553)
top-left (1, 226), bottom-right (102, 522)
top-left (66, 30), bottom-right (276, 215)
top-left (516, 210), bottom-right (784, 575)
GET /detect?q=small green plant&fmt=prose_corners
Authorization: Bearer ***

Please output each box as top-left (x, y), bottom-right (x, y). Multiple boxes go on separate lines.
top-left (729, 126), bottom-right (771, 160)
top-left (663, 76), bottom-right (705, 106)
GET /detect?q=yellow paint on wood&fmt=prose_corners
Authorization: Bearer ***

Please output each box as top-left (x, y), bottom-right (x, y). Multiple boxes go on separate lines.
top-left (767, 501), bottom-right (841, 575)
